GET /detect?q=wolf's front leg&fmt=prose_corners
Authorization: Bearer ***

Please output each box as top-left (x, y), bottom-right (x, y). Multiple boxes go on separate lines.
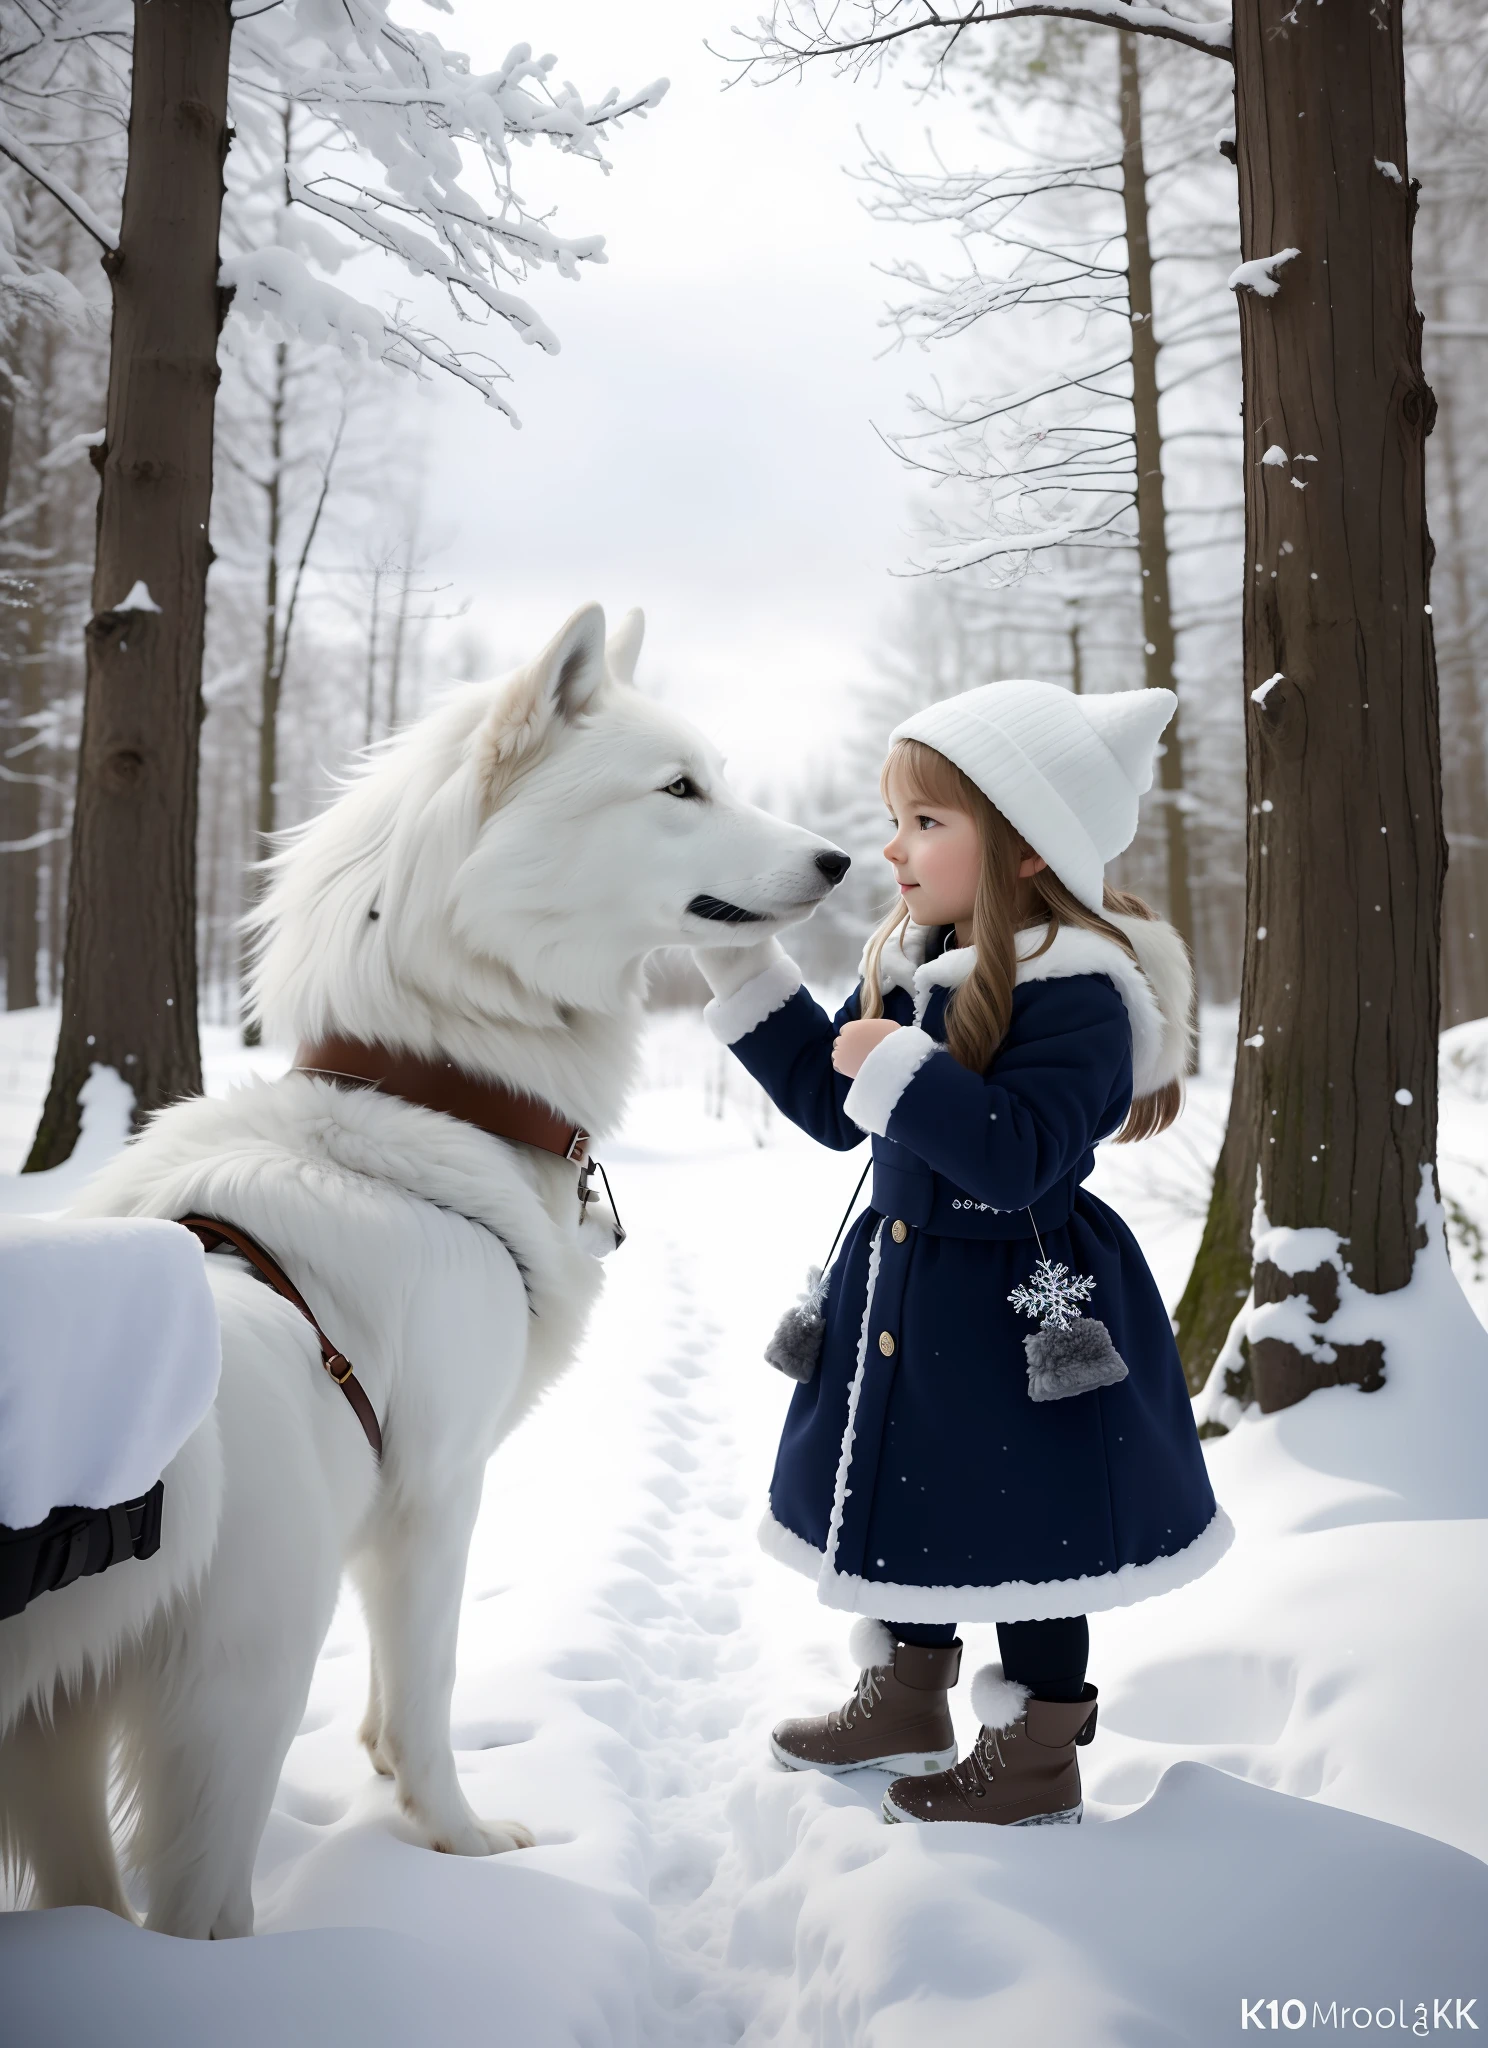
top-left (357, 1641), bottom-right (393, 1777)
top-left (357, 1475), bottom-right (533, 1855)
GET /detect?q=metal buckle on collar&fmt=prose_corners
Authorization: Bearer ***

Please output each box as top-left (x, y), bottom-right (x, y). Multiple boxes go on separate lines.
top-left (324, 1352), bottom-right (355, 1387)
top-left (565, 1127), bottom-right (590, 1164)
top-left (577, 1155), bottom-right (627, 1248)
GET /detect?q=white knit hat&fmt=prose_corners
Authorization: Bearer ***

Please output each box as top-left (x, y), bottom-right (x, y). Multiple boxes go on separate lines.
top-left (890, 679), bottom-right (1176, 913)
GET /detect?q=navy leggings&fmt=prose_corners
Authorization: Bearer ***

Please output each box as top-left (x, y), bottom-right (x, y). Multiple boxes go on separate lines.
top-left (886, 1615), bottom-right (1089, 1703)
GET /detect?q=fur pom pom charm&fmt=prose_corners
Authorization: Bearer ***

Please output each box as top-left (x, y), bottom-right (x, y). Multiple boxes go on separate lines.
top-left (848, 1617), bottom-right (895, 1671)
top-left (1009, 1241), bottom-right (1129, 1401)
top-left (764, 1266), bottom-right (828, 1382)
top-left (1024, 1317), bottom-right (1130, 1402)
top-left (765, 1161), bottom-right (872, 1384)
top-left (970, 1663), bottom-right (1032, 1732)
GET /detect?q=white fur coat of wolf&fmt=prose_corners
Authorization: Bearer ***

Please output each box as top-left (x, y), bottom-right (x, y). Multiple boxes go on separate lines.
top-left (0, 603), bottom-right (846, 1937)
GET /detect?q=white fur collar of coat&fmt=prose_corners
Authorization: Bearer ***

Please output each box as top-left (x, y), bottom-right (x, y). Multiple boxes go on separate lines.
top-left (862, 913), bottom-right (1193, 1097)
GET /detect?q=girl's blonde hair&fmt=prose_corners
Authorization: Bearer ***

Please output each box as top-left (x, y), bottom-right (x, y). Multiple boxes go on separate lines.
top-left (861, 737), bottom-right (1181, 1144)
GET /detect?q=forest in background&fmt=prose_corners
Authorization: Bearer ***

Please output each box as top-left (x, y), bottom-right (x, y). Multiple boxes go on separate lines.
top-left (2, 8), bottom-right (1481, 1040)
top-left (1, 0), bottom-right (1483, 1027)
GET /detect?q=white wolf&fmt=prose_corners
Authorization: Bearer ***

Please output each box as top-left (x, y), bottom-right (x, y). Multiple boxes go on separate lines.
top-left (0, 603), bottom-right (847, 1937)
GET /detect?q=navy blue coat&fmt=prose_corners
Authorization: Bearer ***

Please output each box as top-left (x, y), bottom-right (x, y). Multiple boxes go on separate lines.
top-left (708, 918), bottom-right (1231, 1624)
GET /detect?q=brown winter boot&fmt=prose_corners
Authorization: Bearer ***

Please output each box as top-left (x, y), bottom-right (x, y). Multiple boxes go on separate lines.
top-left (770, 1620), bottom-right (961, 1777)
top-left (882, 1664), bottom-right (1097, 1826)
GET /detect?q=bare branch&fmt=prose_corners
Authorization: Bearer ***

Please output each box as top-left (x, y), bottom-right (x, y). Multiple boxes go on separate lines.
top-left (273, 403), bottom-right (346, 691)
top-left (0, 115), bottom-right (117, 249)
top-left (721, 1), bottom-right (1233, 83)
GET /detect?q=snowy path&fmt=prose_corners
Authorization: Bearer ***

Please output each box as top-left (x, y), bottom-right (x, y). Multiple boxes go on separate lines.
top-left (3, 1010), bottom-right (1487, 2045)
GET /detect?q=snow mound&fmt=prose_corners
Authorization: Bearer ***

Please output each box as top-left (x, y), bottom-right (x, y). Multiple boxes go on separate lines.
top-left (0, 1010), bottom-right (1483, 2042)
top-left (732, 1762), bottom-right (1486, 2047)
top-left (1202, 1187), bottom-right (1488, 1536)
top-left (0, 1063), bottom-right (133, 1215)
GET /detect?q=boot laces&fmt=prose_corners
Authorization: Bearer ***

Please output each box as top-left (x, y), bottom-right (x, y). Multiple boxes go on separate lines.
top-left (833, 1663), bottom-right (885, 1732)
top-left (950, 1724), bottom-right (1010, 1805)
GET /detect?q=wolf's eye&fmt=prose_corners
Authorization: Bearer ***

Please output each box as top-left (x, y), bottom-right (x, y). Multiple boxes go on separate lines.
top-left (663, 775), bottom-right (701, 800)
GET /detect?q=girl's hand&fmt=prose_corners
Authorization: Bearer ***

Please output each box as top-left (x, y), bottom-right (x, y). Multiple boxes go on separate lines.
top-left (832, 1019), bottom-right (900, 1078)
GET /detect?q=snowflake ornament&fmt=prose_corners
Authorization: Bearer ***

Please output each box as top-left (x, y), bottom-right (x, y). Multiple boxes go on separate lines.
top-left (1008, 1258), bottom-right (1098, 1333)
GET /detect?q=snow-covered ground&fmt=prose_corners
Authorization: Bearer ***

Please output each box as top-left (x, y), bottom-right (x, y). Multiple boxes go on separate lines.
top-left (2, 1003), bottom-right (1486, 2046)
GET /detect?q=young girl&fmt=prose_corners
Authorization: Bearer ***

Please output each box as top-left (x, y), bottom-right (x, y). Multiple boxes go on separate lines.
top-left (694, 677), bottom-right (1232, 1828)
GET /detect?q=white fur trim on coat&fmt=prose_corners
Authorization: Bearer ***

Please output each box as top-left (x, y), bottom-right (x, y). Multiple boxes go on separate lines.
top-left (860, 914), bottom-right (1193, 1096)
top-left (970, 1665), bottom-right (1031, 1732)
top-left (848, 1617), bottom-right (895, 1670)
top-left (823, 1221), bottom-right (885, 1573)
top-left (842, 1025), bottom-right (939, 1136)
top-left (758, 1505), bottom-right (827, 1582)
top-left (702, 954), bottom-right (803, 1045)
top-left (757, 1499), bottom-right (1235, 1625)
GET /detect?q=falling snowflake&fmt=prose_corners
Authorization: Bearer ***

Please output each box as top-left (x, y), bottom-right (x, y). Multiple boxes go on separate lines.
top-left (1008, 1258), bottom-right (1098, 1333)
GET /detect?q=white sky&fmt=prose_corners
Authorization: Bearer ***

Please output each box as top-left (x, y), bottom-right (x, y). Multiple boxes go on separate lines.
top-left (419, 2), bottom-right (984, 784)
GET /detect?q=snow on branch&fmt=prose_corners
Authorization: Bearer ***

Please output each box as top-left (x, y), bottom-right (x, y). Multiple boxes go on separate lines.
top-left (216, 11), bottom-right (669, 409)
top-left (723, 0), bottom-right (1233, 83)
top-left (0, 234), bottom-right (94, 328)
top-left (220, 246), bottom-right (521, 417)
top-left (860, 114), bottom-right (1153, 587)
top-left (0, 117), bottom-right (117, 250)
top-left (5, 0), bottom-right (667, 410)
top-left (1228, 248), bottom-right (1301, 298)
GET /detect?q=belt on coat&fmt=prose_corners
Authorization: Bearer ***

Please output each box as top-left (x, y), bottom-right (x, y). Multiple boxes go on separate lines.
top-left (870, 1162), bottom-right (1078, 1240)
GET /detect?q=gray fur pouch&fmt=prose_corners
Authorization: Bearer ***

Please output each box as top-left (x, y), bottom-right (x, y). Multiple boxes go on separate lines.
top-left (764, 1266), bottom-right (829, 1383)
top-left (765, 1162), bottom-right (871, 1384)
top-left (1024, 1317), bottom-right (1130, 1402)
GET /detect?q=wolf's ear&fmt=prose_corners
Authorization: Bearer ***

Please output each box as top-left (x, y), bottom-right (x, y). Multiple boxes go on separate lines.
top-left (536, 602), bottom-right (608, 722)
top-left (606, 608), bottom-right (645, 687)
top-left (476, 603), bottom-right (607, 811)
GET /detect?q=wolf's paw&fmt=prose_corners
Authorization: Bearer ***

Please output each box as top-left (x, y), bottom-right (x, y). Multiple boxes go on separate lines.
top-left (358, 1717), bottom-right (394, 1778)
top-left (428, 1815), bottom-right (535, 1857)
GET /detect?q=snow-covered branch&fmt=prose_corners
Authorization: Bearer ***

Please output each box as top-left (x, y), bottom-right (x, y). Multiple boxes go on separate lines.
top-left (2, 2), bottom-right (668, 415)
top-left (723, 0), bottom-right (1233, 83)
top-left (0, 116), bottom-right (117, 249)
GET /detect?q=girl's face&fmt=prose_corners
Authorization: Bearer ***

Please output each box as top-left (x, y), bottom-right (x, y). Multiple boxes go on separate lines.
top-left (882, 760), bottom-right (983, 933)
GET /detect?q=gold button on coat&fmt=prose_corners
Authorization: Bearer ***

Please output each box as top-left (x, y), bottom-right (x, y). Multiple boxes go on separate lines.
top-left (878, 1331), bottom-right (896, 1356)
top-left (891, 1219), bottom-right (908, 1243)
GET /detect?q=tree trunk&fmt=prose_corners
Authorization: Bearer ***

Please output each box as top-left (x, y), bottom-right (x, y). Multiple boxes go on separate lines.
top-left (1431, 343), bottom-right (1488, 1029)
top-left (0, 326), bottom-right (15, 527)
top-left (1118, 31), bottom-right (1196, 1036)
top-left (241, 338), bottom-right (287, 1048)
top-left (1067, 596), bottom-right (1083, 696)
top-left (5, 486), bottom-right (48, 1012)
top-left (386, 537), bottom-right (415, 732)
top-left (1176, 0), bottom-right (1443, 1410)
top-left (25, 0), bottom-right (233, 1169)
top-left (0, 315), bottom-right (25, 1008)
top-left (363, 564), bottom-right (383, 747)
top-left (5, 302), bottom-right (63, 1014)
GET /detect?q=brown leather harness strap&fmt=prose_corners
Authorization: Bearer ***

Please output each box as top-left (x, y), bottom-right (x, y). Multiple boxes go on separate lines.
top-left (179, 1215), bottom-right (383, 1465)
top-left (294, 1036), bottom-right (591, 1165)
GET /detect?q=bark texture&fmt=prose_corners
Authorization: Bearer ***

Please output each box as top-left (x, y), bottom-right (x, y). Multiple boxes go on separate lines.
top-left (26, 0), bottom-right (233, 1167)
top-left (1177, 0), bottom-right (1444, 1409)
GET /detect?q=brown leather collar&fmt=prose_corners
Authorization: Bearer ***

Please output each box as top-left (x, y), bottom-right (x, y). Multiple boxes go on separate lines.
top-left (295, 1034), bottom-right (591, 1165)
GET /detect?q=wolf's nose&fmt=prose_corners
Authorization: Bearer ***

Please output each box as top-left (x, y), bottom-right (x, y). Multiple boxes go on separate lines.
top-left (816, 850), bottom-right (851, 885)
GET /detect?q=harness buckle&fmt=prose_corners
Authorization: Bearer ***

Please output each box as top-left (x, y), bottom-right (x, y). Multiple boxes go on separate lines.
top-left (325, 1352), bottom-right (355, 1387)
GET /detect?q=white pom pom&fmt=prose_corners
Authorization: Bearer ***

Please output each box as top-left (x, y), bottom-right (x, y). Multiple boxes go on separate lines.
top-left (971, 1663), bottom-right (1032, 1732)
top-left (847, 1618), bottom-right (895, 1670)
